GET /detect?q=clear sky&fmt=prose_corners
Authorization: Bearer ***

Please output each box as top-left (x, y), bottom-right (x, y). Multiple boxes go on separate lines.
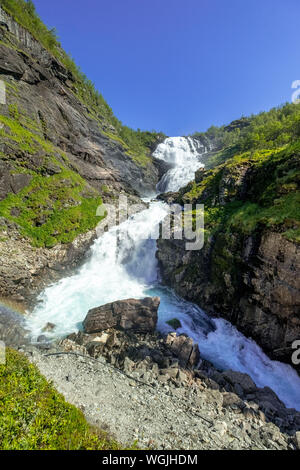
top-left (33, 0), bottom-right (300, 136)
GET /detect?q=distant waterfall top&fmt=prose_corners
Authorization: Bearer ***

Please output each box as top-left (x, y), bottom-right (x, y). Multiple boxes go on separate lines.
top-left (153, 136), bottom-right (206, 193)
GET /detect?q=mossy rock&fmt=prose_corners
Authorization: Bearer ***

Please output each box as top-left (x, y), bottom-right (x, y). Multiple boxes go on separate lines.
top-left (166, 318), bottom-right (182, 330)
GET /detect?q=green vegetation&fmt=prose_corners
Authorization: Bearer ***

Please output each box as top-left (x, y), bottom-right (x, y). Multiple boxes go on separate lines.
top-left (193, 102), bottom-right (300, 169)
top-left (0, 112), bottom-right (104, 247)
top-left (0, 0), bottom-right (165, 165)
top-left (179, 140), bottom-right (300, 243)
top-left (0, 348), bottom-right (127, 450)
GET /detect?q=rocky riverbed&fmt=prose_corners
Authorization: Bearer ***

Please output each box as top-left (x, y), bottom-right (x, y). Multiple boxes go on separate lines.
top-left (5, 297), bottom-right (300, 450)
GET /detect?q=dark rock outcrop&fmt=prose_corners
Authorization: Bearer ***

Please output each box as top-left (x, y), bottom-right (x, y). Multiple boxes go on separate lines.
top-left (156, 153), bottom-right (300, 368)
top-left (83, 297), bottom-right (160, 334)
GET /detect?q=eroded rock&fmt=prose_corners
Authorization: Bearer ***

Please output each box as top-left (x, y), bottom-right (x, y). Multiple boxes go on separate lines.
top-left (83, 297), bottom-right (160, 334)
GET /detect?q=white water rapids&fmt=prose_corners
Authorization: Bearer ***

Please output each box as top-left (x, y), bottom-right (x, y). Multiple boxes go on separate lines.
top-left (26, 136), bottom-right (300, 411)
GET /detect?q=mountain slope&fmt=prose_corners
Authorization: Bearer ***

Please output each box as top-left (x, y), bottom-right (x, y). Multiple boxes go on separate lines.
top-left (0, 2), bottom-right (165, 302)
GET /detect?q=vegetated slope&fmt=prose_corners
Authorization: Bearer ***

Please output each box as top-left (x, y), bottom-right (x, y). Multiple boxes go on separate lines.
top-left (157, 104), bottom-right (300, 367)
top-left (193, 102), bottom-right (300, 169)
top-left (0, 348), bottom-right (127, 450)
top-left (0, 1), bottom-right (165, 301)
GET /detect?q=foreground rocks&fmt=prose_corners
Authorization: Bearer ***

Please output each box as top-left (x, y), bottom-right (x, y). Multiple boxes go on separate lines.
top-left (27, 348), bottom-right (296, 450)
top-left (24, 322), bottom-right (300, 450)
top-left (0, 6), bottom-right (160, 303)
top-left (46, 297), bottom-right (300, 442)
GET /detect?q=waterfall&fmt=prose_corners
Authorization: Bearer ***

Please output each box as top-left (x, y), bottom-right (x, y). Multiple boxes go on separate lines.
top-left (153, 136), bottom-right (205, 193)
top-left (26, 136), bottom-right (300, 411)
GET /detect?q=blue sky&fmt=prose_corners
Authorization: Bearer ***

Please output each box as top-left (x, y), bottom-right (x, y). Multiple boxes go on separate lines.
top-left (33, 0), bottom-right (300, 136)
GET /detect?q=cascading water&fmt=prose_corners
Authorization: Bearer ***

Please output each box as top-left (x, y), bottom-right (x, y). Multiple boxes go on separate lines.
top-left (154, 136), bottom-right (205, 193)
top-left (26, 136), bottom-right (300, 411)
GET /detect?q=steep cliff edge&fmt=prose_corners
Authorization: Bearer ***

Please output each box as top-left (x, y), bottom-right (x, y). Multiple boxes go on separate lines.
top-left (157, 140), bottom-right (300, 367)
top-left (0, 3), bottom-right (164, 302)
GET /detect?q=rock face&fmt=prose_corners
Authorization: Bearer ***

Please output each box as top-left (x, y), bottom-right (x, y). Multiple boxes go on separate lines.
top-left (157, 229), bottom-right (300, 368)
top-left (0, 7), bottom-right (164, 301)
top-left (156, 153), bottom-right (300, 368)
top-left (83, 297), bottom-right (160, 334)
top-left (60, 320), bottom-right (300, 440)
top-left (0, 7), bottom-right (162, 197)
top-left (0, 222), bottom-right (97, 304)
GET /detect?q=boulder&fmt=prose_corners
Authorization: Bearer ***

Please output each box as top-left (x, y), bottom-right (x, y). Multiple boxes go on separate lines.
top-left (83, 297), bottom-right (160, 334)
top-left (165, 332), bottom-right (200, 368)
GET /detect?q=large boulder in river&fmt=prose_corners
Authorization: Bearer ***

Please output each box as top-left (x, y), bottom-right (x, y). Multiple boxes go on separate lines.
top-left (83, 297), bottom-right (160, 334)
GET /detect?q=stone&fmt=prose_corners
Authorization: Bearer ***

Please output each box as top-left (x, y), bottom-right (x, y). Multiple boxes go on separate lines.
top-left (166, 318), bottom-right (182, 330)
top-left (60, 338), bottom-right (87, 355)
top-left (83, 297), bottom-right (160, 334)
top-left (212, 421), bottom-right (228, 437)
top-left (165, 332), bottom-right (200, 368)
top-left (222, 392), bottom-right (245, 409)
top-left (42, 322), bottom-right (56, 332)
top-left (222, 370), bottom-right (257, 394)
top-left (160, 367), bottom-right (179, 379)
top-left (10, 174), bottom-right (32, 194)
top-left (92, 332), bottom-right (109, 344)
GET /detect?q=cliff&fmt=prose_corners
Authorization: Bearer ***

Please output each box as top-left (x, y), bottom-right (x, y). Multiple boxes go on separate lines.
top-left (0, 3), bottom-right (164, 303)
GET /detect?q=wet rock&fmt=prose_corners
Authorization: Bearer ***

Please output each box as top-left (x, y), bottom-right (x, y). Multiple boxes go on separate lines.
top-left (166, 318), bottom-right (182, 330)
top-left (83, 297), bottom-right (160, 334)
top-left (165, 332), bottom-right (200, 368)
top-left (0, 305), bottom-right (29, 347)
top-left (42, 322), bottom-right (56, 332)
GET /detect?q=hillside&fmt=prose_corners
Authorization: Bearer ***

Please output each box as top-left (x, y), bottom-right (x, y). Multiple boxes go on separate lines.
top-left (0, 1), bottom-right (165, 303)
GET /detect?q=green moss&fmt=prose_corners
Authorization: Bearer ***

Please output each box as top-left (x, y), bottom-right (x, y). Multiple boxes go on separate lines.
top-left (0, 0), bottom-right (165, 164)
top-left (0, 348), bottom-right (128, 450)
top-left (166, 318), bottom-right (182, 330)
top-left (128, 150), bottom-right (151, 168)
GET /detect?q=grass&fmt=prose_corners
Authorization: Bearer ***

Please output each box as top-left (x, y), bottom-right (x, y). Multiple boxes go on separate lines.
top-left (0, 113), bottom-right (105, 247)
top-left (0, 348), bottom-right (130, 450)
